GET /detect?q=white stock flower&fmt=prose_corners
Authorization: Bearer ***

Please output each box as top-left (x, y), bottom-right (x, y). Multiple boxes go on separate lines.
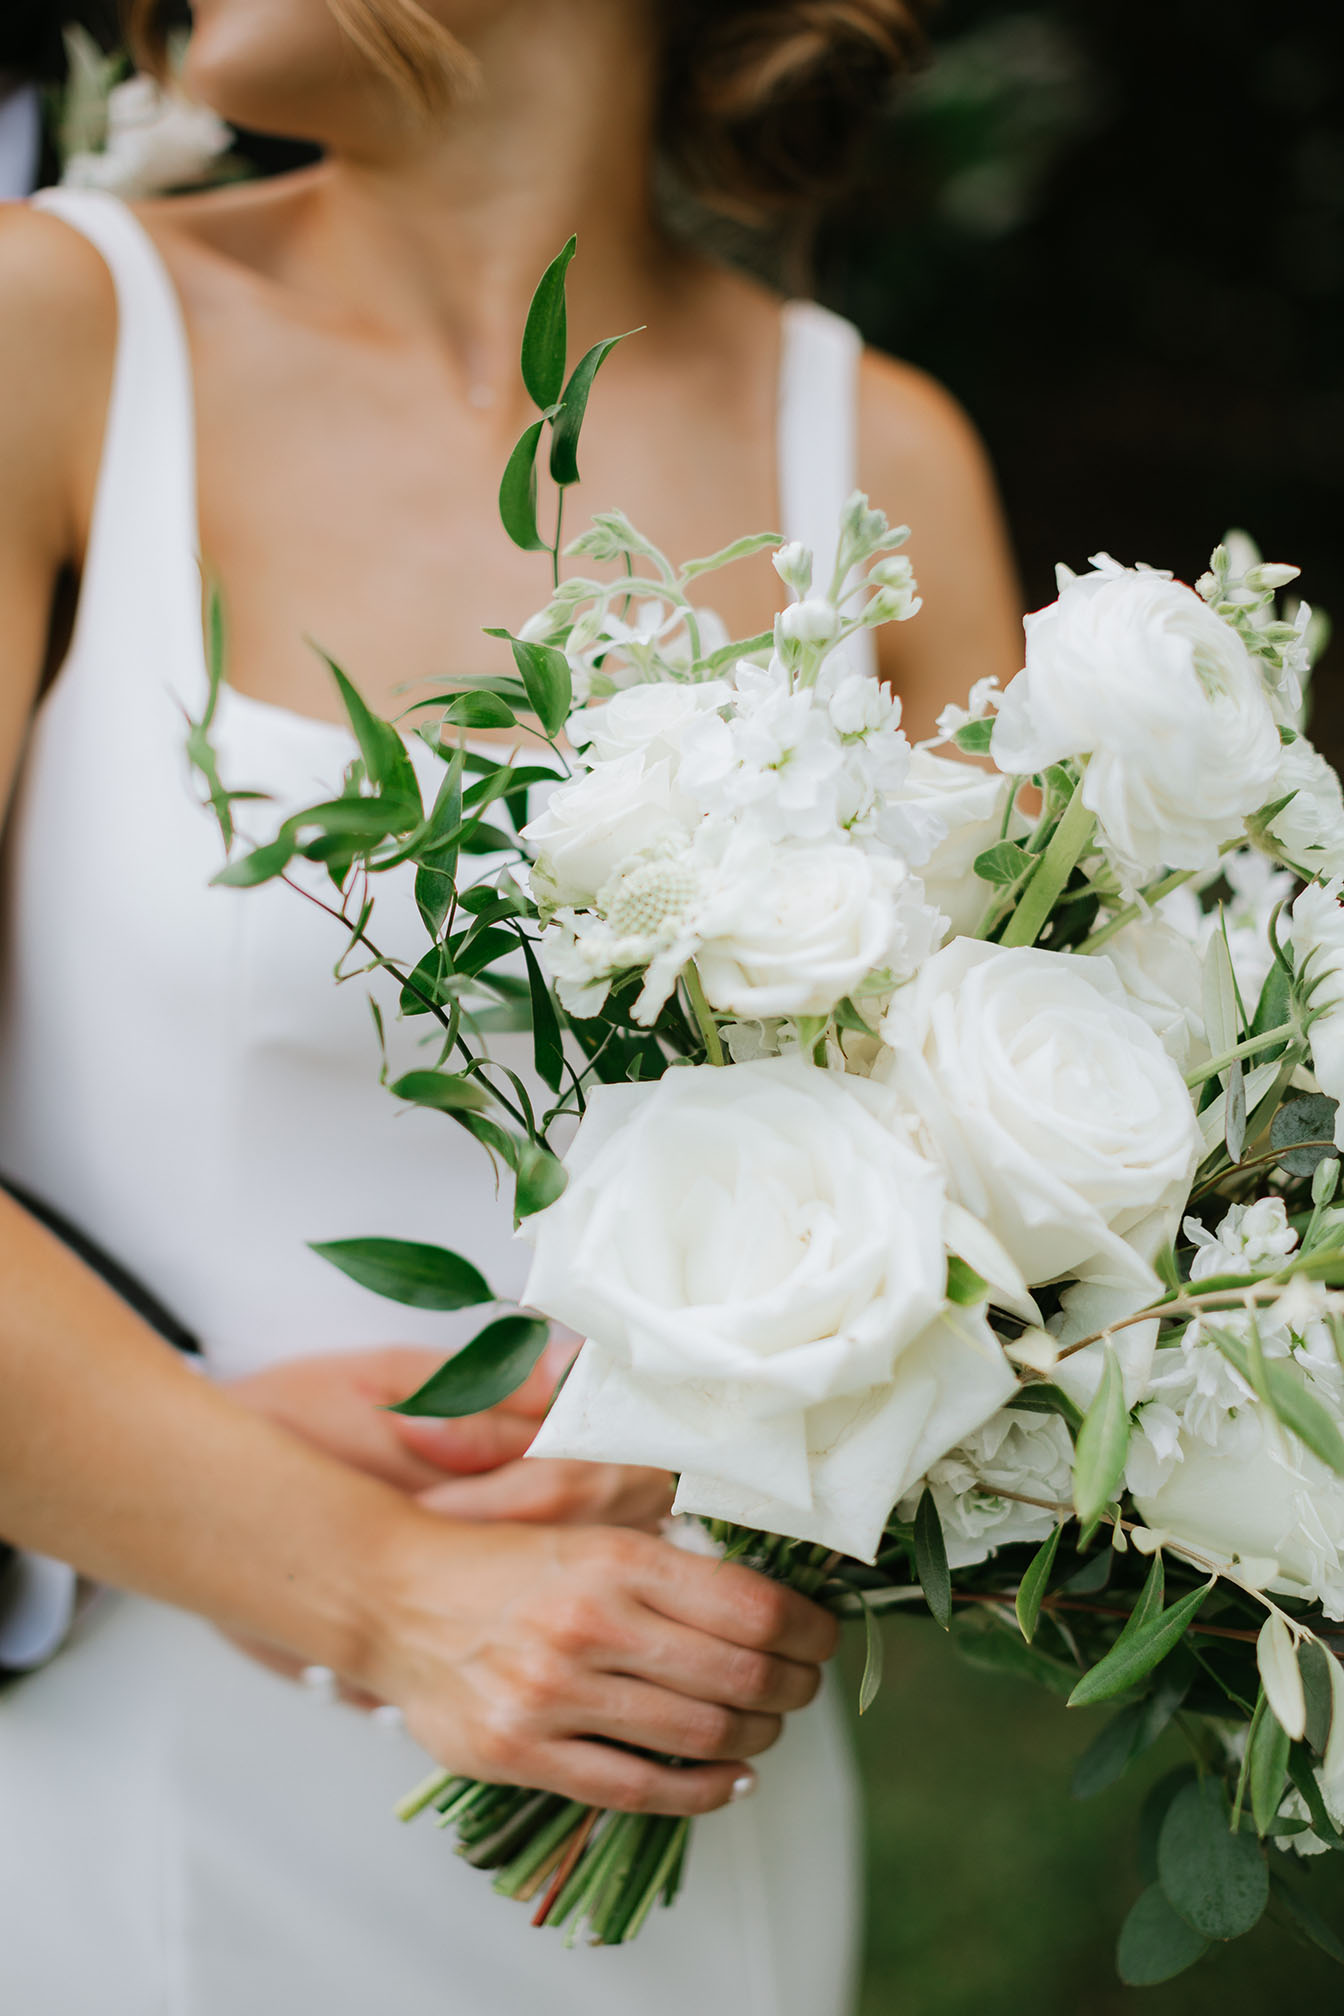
top-left (896, 747), bottom-right (1022, 938)
top-left (521, 752), bottom-right (692, 911)
top-left (1098, 914), bottom-right (1207, 1071)
top-left (62, 73), bottom-right (230, 197)
top-left (899, 1408), bottom-right (1075, 1569)
top-left (875, 939), bottom-right (1202, 1325)
top-left (522, 1059), bottom-right (1016, 1562)
top-left (567, 680), bottom-right (731, 766)
top-left (990, 556), bottom-right (1281, 887)
top-left (694, 832), bottom-right (943, 1021)
top-left (1262, 735), bottom-right (1344, 880)
top-left (675, 660), bottom-right (847, 844)
top-left (1292, 877), bottom-right (1344, 1149)
top-left (934, 676), bottom-right (1002, 742)
top-left (1186, 1196), bottom-right (1298, 1281)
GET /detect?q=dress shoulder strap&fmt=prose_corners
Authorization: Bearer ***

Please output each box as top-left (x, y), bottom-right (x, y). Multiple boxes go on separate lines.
top-left (776, 299), bottom-right (876, 677)
top-left (30, 188), bottom-right (201, 685)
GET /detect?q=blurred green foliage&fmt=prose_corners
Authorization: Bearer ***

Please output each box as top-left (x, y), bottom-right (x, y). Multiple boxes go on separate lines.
top-left (844, 1619), bottom-right (1341, 2013)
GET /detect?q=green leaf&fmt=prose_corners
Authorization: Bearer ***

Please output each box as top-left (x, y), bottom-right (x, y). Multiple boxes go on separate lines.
top-left (436, 691), bottom-right (519, 732)
top-left (1116, 1550), bottom-right (1166, 1647)
top-left (1015, 1525), bottom-right (1062, 1643)
top-left (322, 657), bottom-right (420, 806)
top-left (1250, 955), bottom-right (1293, 1041)
top-left (973, 840), bottom-right (1034, 885)
top-left (549, 332), bottom-right (633, 487)
top-left (498, 418), bottom-right (549, 553)
top-left (389, 1069), bottom-right (490, 1113)
top-left (858, 1592), bottom-right (884, 1714)
top-left (211, 835), bottom-right (295, 887)
top-left (1071, 1673), bottom-right (1187, 1801)
top-left (388, 1313), bottom-right (551, 1418)
top-left (1272, 1094), bottom-right (1341, 1177)
top-left (308, 1237), bottom-right (493, 1311)
top-left (520, 236), bottom-right (575, 410)
top-left (1250, 1691), bottom-right (1294, 1837)
top-left (701, 630), bottom-right (774, 673)
top-left (949, 1607), bottom-right (1076, 1696)
top-left (514, 1141), bottom-right (567, 1223)
top-left (953, 717), bottom-right (995, 755)
top-left (399, 944), bottom-right (455, 1018)
top-left (1116, 1885), bottom-right (1210, 1986)
top-left (1157, 1775), bottom-right (1269, 1940)
top-left (1270, 1872), bottom-right (1344, 1965)
top-left (1072, 1344), bottom-right (1130, 1526)
top-left (522, 939), bottom-right (565, 1094)
top-left (1213, 1332), bottom-right (1344, 1475)
top-left (944, 1254), bottom-right (989, 1307)
top-left (1067, 1581), bottom-right (1211, 1707)
top-left (913, 1487), bottom-right (951, 1630)
top-left (1300, 1638), bottom-right (1337, 1755)
top-left (680, 532), bottom-right (784, 581)
top-left (484, 631), bottom-right (573, 738)
top-left (292, 795), bottom-right (421, 843)
top-left (414, 756), bottom-right (464, 936)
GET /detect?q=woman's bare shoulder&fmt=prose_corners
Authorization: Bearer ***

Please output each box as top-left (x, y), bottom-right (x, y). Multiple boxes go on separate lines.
top-left (857, 346), bottom-right (1003, 522)
top-left (0, 204), bottom-right (118, 558)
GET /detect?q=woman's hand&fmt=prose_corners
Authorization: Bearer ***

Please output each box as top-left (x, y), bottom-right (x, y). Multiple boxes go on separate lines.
top-left (367, 1512), bottom-right (838, 1815)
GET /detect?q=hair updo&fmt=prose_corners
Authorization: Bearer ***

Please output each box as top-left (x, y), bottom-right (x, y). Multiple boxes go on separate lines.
top-left (126, 0), bottom-right (934, 218)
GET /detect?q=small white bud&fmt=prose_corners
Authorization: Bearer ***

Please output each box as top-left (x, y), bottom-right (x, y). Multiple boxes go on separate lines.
top-left (779, 598), bottom-right (840, 647)
top-left (772, 540), bottom-right (813, 595)
top-left (870, 554), bottom-right (915, 590)
top-left (1246, 563), bottom-right (1301, 592)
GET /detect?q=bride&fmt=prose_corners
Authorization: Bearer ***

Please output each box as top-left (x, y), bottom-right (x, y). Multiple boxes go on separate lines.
top-left (0, 2), bottom-right (1021, 2011)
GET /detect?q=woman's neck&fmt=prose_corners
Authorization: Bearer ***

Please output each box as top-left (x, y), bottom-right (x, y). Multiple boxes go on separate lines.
top-left (254, 1), bottom-right (677, 402)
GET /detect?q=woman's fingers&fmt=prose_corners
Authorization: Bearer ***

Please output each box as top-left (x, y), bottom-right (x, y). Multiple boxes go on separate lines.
top-left (576, 1674), bottom-right (782, 1762)
top-left (621, 1533), bottom-right (840, 1666)
top-left (393, 1411), bottom-right (539, 1477)
top-left (601, 1605), bottom-right (822, 1716)
top-left (416, 1459), bottom-right (674, 1530)
top-left (536, 1742), bottom-right (755, 1817)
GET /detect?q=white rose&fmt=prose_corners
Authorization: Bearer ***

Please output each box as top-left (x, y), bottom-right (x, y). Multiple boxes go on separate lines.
top-left (1292, 877), bottom-right (1344, 1149)
top-left (875, 939), bottom-right (1202, 1325)
top-left (895, 747), bottom-right (1022, 938)
top-left (1263, 735), bottom-right (1344, 880)
top-left (991, 556), bottom-right (1281, 885)
top-left (1135, 1381), bottom-right (1344, 1619)
top-left (899, 1407), bottom-right (1075, 1569)
top-left (62, 74), bottom-right (230, 198)
top-left (695, 832), bottom-right (942, 1021)
top-left (568, 680), bottom-right (731, 767)
top-left (521, 751), bottom-right (691, 910)
top-left (521, 1058), bottom-right (1017, 1561)
top-left (1097, 914), bottom-right (1208, 1071)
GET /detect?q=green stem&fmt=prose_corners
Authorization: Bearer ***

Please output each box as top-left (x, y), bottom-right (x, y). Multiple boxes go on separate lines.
top-left (1184, 1023), bottom-right (1298, 1090)
top-left (683, 961), bottom-right (725, 1065)
top-left (552, 487), bottom-right (565, 592)
top-left (395, 1767), bottom-right (456, 1822)
top-left (999, 784), bottom-right (1097, 949)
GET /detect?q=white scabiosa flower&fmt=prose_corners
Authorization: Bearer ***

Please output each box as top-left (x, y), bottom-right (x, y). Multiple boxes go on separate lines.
top-left (991, 555), bottom-right (1281, 889)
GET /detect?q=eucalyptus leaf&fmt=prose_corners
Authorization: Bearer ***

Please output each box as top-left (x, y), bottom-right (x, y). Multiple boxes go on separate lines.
top-left (498, 418), bottom-right (549, 553)
top-left (1157, 1775), bottom-right (1269, 1940)
top-left (388, 1313), bottom-right (551, 1418)
top-left (1116, 1885), bottom-right (1210, 1986)
top-left (549, 332), bottom-right (634, 487)
top-left (309, 1237), bottom-right (493, 1311)
top-left (389, 1069), bottom-right (490, 1113)
top-left (1272, 1094), bottom-right (1341, 1177)
top-left (1015, 1524), bottom-right (1062, 1643)
top-left (913, 1487), bottom-right (951, 1630)
top-left (1067, 1582), bottom-right (1211, 1707)
top-left (520, 235), bottom-right (575, 410)
top-left (1072, 1344), bottom-right (1130, 1526)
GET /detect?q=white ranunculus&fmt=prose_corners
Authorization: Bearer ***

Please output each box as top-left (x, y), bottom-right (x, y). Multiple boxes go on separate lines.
top-left (522, 751), bottom-right (692, 911)
top-left (991, 555), bottom-right (1281, 887)
top-left (1159, 848), bottom-right (1296, 1013)
top-left (875, 939), bottom-right (1202, 1324)
top-left (1292, 876), bottom-right (1344, 1149)
top-left (1097, 914), bottom-right (1207, 1071)
top-left (567, 680), bottom-right (731, 767)
top-left (694, 832), bottom-right (943, 1021)
top-left (896, 747), bottom-right (1023, 938)
top-left (1135, 1380), bottom-right (1344, 1619)
top-left (62, 74), bottom-right (230, 198)
top-left (1264, 735), bottom-right (1344, 880)
top-left (521, 1058), bottom-right (1017, 1561)
top-left (899, 1407), bottom-right (1075, 1569)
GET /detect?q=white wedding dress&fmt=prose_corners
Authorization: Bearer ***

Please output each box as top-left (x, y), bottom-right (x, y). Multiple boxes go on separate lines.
top-left (0, 187), bottom-right (871, 2016)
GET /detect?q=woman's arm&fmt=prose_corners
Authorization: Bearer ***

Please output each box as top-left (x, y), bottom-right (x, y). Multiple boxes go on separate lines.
top-left (860, 351), bottom-right (1025, 741)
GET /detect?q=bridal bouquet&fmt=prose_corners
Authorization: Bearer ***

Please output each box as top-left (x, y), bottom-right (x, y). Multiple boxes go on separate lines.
top-left (191, 243), bottom-right (1344, 1981)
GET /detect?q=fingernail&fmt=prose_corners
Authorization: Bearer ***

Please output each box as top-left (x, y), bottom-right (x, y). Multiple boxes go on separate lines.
top-left (730, 1770), bottom-right (756, 1802)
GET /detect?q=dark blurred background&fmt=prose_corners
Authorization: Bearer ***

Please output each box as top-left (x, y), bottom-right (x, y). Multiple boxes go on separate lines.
top-left (4, 2), bottom-right (1342, 2007)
